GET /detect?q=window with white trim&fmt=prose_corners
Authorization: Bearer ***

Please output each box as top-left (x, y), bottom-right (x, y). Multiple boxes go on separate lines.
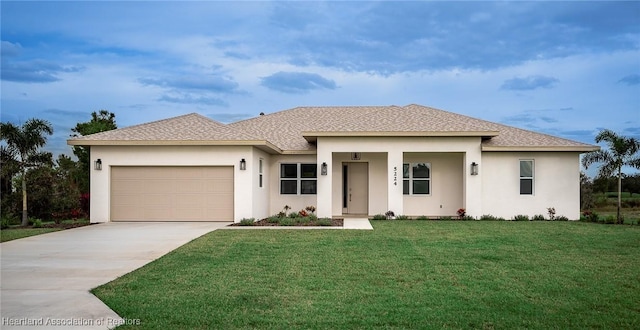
top-left (403, 163), bottom-right (431, 195)
top-left (520, 160), bottom-right (534, 195)
top-left (280, 163), bottom-right (317, 195)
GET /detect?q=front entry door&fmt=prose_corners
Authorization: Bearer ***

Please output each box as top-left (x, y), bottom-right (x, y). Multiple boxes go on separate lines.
top-left (343, 162), bottom-right (368, 215)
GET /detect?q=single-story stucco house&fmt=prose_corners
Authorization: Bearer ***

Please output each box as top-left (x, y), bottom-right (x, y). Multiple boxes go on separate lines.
top-left (68, 104), bottom-right (598, 223)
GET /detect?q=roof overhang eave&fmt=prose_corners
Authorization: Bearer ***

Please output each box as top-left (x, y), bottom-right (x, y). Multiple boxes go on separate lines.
top-left (481, 145), bottom-right (600, 152)
top-left (302, 131), bottom-right (500, 142)
top-left (66, 139), bottom-right (283, 154)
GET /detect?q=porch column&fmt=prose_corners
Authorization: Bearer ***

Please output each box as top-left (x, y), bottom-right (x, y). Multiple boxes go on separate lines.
top-left (316, 142), bottom-right (333, 218)
top-left (387, 150), bottom-right (403, 215)
top-left (464, 148), bottom-right (482, 217)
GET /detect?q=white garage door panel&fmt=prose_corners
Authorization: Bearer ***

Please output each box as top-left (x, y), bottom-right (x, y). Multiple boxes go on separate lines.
top-left (111, 166), bottom-right (233, 221)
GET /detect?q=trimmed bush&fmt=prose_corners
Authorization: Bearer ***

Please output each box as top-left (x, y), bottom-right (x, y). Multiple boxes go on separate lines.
top-left (32, 219), bottom-right (43, 228)
top-left (416, 215), bottom-right (429, 220)
top-left (604, 215), bottom-right (616, 224)
top-left (395, 215), bottom-right (410, 220)
top-left (288, 212), bottom-right (300, 218)
top-left (556, 216), bottom-right (569, 221)
top-left (460, 215), bottom-right (476, 221)
top-left (267, 216), bottom-right (280, 223)
top-left (278, 218), bottom-right (296, 226)
top-left (513, 215), bottom-right (530, 221)
top-left (297, 217), bottom-right (311, 225)
top-left (239, 218), bottom-right (255, 226)
top-left (440, 216), bottom-right (452, 221)
top-left (371, 214), bottom-right (387, 220)
top-left (480, 214), bottom-right (499, 221)
top-left (316, 218), bottom-right (332, 226)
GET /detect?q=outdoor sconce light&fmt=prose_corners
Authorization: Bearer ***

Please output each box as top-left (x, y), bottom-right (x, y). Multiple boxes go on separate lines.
top-left (470, 162), bottom-right (479, 176)
top-left (321, 162), bottom-right (328, 176)
top-left (240, 158), bottom-right (246, 171)
top-left (94, 159), bottom-right (102, 171)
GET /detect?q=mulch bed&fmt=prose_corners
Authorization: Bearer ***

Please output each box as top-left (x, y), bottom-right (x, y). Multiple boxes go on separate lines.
top-left (230, 218), bottom-right (344, 227)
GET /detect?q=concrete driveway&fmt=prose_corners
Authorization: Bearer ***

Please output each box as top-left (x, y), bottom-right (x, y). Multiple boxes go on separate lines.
top-left (1, 222), bottom-right (229, 330)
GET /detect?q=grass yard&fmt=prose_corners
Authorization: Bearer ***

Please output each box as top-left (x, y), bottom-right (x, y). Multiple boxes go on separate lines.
top-left (0, 227), bottom-right (62, 242)
top-left (93, 221), bottom-right (640, 329)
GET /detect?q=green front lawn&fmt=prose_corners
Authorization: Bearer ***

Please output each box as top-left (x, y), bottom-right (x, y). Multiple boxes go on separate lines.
top-left (1, 227), bottom-right (62, 242)
top-left (93, 221), bottom-right (640, 329)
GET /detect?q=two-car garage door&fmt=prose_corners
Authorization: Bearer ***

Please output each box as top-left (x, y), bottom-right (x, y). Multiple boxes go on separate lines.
top-left (111, 166), bottom-right (233, 221)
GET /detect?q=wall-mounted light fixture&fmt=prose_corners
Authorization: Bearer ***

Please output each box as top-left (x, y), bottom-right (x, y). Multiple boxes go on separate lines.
top-left (94, 159), bottom-right (102, 171)
top-left (240, 158), bottom-right (246, 171)
top-left (321, 162), bottom-right (328, 176)
top-left (470, 162), bottom-right (479, 175)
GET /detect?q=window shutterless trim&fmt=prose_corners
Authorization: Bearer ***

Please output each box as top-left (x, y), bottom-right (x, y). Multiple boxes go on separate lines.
top-left (519, 159), bottom-right (534, 195)
top-left (279, 163), bottom-right (317, 195)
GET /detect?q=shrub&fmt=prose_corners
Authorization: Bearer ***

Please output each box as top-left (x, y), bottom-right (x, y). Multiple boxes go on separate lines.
top-left (298, 209), bottom-right (308, 217)
top-left (547, 207), bottom-right (556, 221)
top-left (532, 214), bottom-right (546, 221)
top-left (604, 215), bottom-right (616, 224)
top-left (460, 215), bottom-right (475, 221)
top-left (297, 217), bottom-right (311, 225)
top-left (583, 211), bottom-right (599, 222)
top-left (480, 214), bottom-right (499, 221)
top-left (278, 218), bottom-right (296, 226)
top-left (239, 218), bottom-right (255, 226)
top-left (457, 208), bottom-right (466, 217)
top-left (440, 216), bottom-right (452, 221)
top-left (267, 216), bottom-right (280, 223)
top-left (385, 210), bottom-right (395, 220)
top-left (555, 215), bottom-right (569, 221)
top-left (416, 215), bottom-right (429, 220)
top-left (288, 212), bottom-right (300, 218)
top-left (32, 219), bottom-right (43, 228)
top-left (513, 215), bottom-right (529, 221)
top-left (1, 217), bottom-right (10, 229)
top-left (309, 214), bottom-right (318, 221)
top-left (395, 215), bottom-right (409, 220)
top-left (372, 214), bottom-right (387, 220)
top-left (316, 218), bottom-right (332, 226)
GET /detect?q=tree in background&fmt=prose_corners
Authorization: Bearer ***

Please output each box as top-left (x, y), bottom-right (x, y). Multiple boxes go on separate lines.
top-left (71, 110), bottom-right (117, 193)
top-left (582, 129), bottom-right (640, 224)
top-left (1, 119), bottom-right (54, 226)
top-left (580, 172), bottom-right (595, 210)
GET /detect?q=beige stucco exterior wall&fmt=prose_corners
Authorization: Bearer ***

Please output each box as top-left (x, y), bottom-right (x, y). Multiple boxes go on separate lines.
top-left (481, 152), bottom-right (581, 219)
top-left (89, 145), bottom-right (255, 223)
top-left (403, 152), bottom-right (464, 217)
top-left (268, 154), bottom-right (318, 216)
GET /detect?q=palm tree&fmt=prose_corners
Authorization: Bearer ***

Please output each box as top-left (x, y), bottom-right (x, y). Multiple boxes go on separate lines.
top-left (582, 129), bottom-right (640, 224)
top-left (1, 119), bottom-right (53, 226)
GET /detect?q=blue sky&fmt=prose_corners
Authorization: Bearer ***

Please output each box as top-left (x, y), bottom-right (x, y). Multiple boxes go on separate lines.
top-left (2, 1), bottom-right (639, 170)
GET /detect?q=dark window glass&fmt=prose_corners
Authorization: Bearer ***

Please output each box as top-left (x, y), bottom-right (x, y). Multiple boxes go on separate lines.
top-left (281, 164), bottom-right (297, 178)
top-left (259, 174), bottom-right (263, 188)
top-left (403, 163), bottom-right (410, 178)
top-left (520, 161), bottom-right (533, 178)
top-left (413, 180), bottom-right (430, 194)
top-left (520, 179), bottom-right (533, 195)
top-left (301, 180), bottom-right (317, 194)
top-left (413, 163), bottom-right (430, 178)
top-left (281, 180), bottom-right (297, 194)
top-left (301, 164), bottom-right (317, 178)
top-left (403, 180), bottom-right (410, 195)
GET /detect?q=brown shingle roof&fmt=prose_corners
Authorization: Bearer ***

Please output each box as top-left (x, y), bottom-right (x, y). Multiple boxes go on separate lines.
top-left (68, 105), bottom-right (598, 153)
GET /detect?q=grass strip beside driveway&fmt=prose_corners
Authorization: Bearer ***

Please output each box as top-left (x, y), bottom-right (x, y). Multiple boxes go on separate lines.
top-left (1, 228), bottom-right (62, 242)
top-left (94, 221), bottom-right (640, 329)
